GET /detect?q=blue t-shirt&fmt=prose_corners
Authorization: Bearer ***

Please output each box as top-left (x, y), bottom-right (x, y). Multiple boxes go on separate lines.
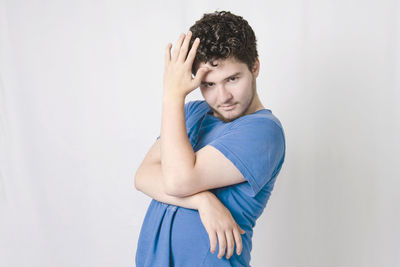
top-left (136, 100), bottom-right (286, 266)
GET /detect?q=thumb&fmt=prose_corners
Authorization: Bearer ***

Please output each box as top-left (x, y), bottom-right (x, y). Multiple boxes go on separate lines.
top-left (193, 67), bottom-right (210, 86)
top-left (240, 227), bottom-right (245, 234)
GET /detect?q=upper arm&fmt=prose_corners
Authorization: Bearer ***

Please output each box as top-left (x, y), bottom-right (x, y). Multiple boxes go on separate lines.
top-left (134, 138), bottom-right (163, 191)
top-left (171, 120), bottom-right (286, 197)
top-left (170, 145), bottom-right (246, 197)
top-left (141, 138), bottom-right (161, 165)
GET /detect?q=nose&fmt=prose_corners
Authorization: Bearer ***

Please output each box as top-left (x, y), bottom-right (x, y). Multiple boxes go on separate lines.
top-left (217, 84), bottom-right (233, 103)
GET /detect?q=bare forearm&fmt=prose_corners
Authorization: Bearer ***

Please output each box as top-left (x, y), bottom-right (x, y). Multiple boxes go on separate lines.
top-left (160, 96), bottom-right (196, 185)
top-left (135, 161), bottom-right (213, 210)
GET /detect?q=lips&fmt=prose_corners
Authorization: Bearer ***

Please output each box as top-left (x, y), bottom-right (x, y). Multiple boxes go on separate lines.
top-left (220, 104), bottom-right (236, 111)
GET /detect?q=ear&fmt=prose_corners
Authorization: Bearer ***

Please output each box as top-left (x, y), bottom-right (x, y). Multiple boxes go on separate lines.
top-left (252, 58), bottom-right (260, 77)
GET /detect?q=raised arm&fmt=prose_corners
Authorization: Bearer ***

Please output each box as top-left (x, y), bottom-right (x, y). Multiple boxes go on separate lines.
top-left (160, 32), bottom-right (247, 198)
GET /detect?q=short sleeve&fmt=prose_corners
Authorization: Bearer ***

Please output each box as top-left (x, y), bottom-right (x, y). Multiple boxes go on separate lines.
top-left (208, 119), bottom-right (285, 197)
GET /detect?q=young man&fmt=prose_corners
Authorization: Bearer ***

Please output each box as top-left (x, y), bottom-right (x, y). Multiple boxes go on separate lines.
top-left (134, 11), bottom-right (286, 266)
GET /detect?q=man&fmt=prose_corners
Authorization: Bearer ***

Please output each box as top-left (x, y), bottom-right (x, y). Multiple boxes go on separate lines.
top-left (134, 10), bottom-right (286, 266)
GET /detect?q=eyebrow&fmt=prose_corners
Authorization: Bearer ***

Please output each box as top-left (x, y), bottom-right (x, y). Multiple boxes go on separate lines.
top-left (201, 72), bottom-right (242, 84)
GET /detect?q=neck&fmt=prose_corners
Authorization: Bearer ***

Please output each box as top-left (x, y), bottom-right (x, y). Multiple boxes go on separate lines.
top-left (248, 92), bottom-right (265, 114)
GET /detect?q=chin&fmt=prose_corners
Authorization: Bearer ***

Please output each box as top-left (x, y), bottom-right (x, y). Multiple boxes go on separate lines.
top-left (211, 104), bottom-right (244, 122)
top-left (219, 111), bottom-right (242, 123)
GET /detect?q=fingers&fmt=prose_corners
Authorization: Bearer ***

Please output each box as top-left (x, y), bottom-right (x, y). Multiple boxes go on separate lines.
top-left (216, 228), bottom-right (242, 260)
top-left (208, 231), bottom-right (218, 254)
top-left (193, 67), bottom-right (210, 87)
top-left (184, 36), bottom-right (200, 67)
top-left (171, 33), bottom-right (185, 62)
top-left (171, 31), bottom-right (199, 65)
top-left (233, 227), bottom-right (243, 256)
top-left (217, 231), bottom-right (227, 259)
top-left (225, 230), bottom-right (235, 259)
top-left (240, 227), bottom-right (246, 235)
top-left (177, 31), bottom-right (192, 63)
top-left (164, 43), bottom-right (171, 68)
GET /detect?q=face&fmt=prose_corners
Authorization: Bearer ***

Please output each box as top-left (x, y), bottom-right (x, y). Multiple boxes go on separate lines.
top-left (198, 57), bottom-right (260, 123)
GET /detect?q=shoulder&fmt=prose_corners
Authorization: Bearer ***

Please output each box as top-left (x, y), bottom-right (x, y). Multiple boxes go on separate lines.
top-left (185, 100), bottom-right (209, 115)
top-left (231, 109), bottom-right (285, 139)
top-left (184, 100), bottom-right (210, 121)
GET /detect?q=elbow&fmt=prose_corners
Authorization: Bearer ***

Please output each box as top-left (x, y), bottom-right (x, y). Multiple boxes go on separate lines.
top-left (163, 174), bottom-right (193, 197)
top-left (134, 172), bottom-right (143, 192)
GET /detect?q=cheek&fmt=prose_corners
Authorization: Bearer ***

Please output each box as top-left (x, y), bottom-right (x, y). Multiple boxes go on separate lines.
top-left (232, 80), bottom-right (251, 98)
top-left (201, 89), bottom-right (216, 103)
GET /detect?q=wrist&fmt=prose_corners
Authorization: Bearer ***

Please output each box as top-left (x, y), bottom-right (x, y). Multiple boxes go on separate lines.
top-left (195, 191), bottom-right (217, 211)
top-left (162, 90), bottom-right (186, 103)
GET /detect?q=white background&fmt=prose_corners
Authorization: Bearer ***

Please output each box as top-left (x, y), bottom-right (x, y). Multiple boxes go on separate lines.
top-left (1, 0), bottom-right (399, 266)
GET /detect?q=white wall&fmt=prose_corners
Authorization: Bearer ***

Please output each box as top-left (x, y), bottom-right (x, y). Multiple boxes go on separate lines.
top-left (1, 0), bottom-right (399, 266)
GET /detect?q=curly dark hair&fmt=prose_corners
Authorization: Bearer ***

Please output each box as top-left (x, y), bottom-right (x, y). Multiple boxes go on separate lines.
top-left (188, 10), bottom-right (258, 75)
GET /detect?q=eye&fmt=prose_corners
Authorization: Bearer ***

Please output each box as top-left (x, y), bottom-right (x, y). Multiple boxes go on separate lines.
top-left (229, 76), bottom-right (238, 82)
top-left (202, 82), bottom-right (214, 88)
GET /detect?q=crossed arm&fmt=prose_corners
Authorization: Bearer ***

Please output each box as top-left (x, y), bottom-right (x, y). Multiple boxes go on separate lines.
top-left (135, 137), bottom-right (214, 211)
top-left (134, 138), bottom-right (245, 259)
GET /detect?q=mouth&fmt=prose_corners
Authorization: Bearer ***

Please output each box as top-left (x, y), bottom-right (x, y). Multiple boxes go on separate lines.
top-left (220, 103), bottom-right (236, 111)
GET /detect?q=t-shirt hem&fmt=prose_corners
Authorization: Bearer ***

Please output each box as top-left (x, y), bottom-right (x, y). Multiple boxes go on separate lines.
top-left (208, 141), bottom-right (261, 196)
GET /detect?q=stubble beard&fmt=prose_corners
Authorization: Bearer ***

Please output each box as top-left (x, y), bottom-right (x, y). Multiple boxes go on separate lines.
top-left (212, 78), bottom-right (257, 123)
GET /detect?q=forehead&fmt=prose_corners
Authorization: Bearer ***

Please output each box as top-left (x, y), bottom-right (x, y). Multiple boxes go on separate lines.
top-left (199, 57), bottom-right (248, 82)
